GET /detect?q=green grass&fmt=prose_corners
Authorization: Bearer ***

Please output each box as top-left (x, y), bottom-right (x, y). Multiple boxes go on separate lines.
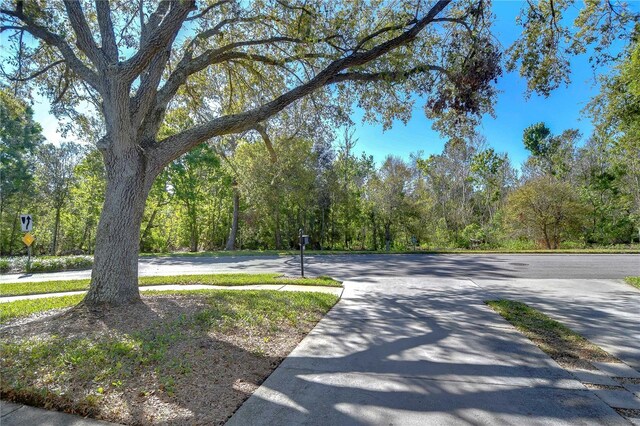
top-left (0, 273), bottom-right (341, 297)
top-left (0, 290), bottom-right (338, 419)
top-left (624, 276), bottom-right (640, 290)
top-left (0, 289), bottom-right (338, 325)
top-left (0, 294), bottom-right (85, 323)
top-left (486, 300), bottom-right (615, 364)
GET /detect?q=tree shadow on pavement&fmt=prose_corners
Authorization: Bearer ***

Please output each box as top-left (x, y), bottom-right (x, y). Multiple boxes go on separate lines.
top-left (228, 283), bottom-right (625, 425)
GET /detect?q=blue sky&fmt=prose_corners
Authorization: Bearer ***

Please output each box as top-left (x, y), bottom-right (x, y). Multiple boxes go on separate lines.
top-left (351, 1), bottom-right (612, 168)
top-left (19, 2), bottom-right (624, 169)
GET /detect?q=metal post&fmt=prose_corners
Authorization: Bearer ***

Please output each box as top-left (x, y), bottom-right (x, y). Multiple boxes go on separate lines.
top-left (299, 227), bottom-right (304, 278)
top-left (27, 245), bottom-right (31, 273)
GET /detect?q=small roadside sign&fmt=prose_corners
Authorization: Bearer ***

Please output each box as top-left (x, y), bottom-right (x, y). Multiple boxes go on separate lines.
top-left (22, 232), bottom-right (35, 247)
top-left (20, 214), bottom-right (33, 232)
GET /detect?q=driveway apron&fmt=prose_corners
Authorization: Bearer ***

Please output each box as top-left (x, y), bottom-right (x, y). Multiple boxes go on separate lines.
top-left (228, 278), bottom-right (625, 425)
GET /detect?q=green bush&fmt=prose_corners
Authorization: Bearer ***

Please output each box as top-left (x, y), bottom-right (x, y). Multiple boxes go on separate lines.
top-left (461, 224), bottom-right (485, 248)
top-left (0, 256), bottom-right (93, 273)
top-left (29, 256), bottom-right (93, 273)
top-left (559, 241), bottom-right (585, 249)
top-left (499, 238), bottom-right (537, 251)
top-left (0, 258), bottom-right (10, 273)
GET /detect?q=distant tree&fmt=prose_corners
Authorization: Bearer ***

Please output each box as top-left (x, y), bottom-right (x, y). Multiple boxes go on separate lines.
top-left (574, 136), bottom-right (634, 244)
top-left (507, 177), bottom-right (586, 249)
top-left (470, 148), bottom-right (514, 224)
top-left (522, 122), bottom-right (579, 179)
top-left (65, 149), bottom-right (105, 253)
top-left (235, 137), bottom-right (317, 249)
top-left (370, 156), bottom-right (416, 251)
top-left (589, 32), bottom-right (640, 242)
top-left (35, 142), bottom-right (84, 254)
top-left (0, 88), bottom-right (43, 254)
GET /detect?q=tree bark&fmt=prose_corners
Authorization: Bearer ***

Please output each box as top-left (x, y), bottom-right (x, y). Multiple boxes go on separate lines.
top-left (225, 186), bottom-right (239, 250)
top-left (385, 222), bottom-right (391, 252)
top-left (371, 213), bottom-right (378, 251)
top-left (9, 210), bottom-right (20, 255)
top-left (51, 205), bottom-right (61, 255)
top-left (274, 208), bottom-right (282, 250)
top-left (84, 148), bottom-right (151, 306)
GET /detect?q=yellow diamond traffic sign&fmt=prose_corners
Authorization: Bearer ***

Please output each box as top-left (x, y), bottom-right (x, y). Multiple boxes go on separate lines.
top-left (22, 232), bottom-right (35, 247)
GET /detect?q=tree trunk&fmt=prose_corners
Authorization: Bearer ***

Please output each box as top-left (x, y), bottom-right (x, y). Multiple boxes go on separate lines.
top-left (542, 224), bottom-right (551, 249)
top-left (9, 210), bottom-right (19, 255)
top-left (51, 205), bottom-right (62, 255)
top-left (0, 197), bottom-right (5, 255)
top-left (84, 150), bottom-right (151, 306)
top-left (371, 213), bottom-right (378, 251)
top-left (274, 208), bottom-right (282, 249)
top-left (225, 186), bottom-right (240, 250)
top-left (385, 223), bottom-right (391, 252)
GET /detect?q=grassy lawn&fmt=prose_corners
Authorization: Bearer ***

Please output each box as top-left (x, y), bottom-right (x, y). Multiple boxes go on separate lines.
top-left (486, 300), bottom-right (618, 369)
top-left (0, 294), bottom-right (85, 323)
top-left (625, 276), bottom-right (640, 290)
top-left (1, 290), bottom-right (338, 424)
top-left (0, 273), bottom-right (340, 297)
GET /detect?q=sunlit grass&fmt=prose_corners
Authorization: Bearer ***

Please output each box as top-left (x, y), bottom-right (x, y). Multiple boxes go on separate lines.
top-left (624, 276), bottom-right (640, 290)
top-left (1, 290), bottom-right (338, 417)
top-left (0, 273), bottom-right (341, 297)
top-left (486, 300), bottom-right (615, 364)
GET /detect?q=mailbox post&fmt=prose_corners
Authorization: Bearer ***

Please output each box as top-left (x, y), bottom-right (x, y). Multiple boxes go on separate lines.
top-left (299, 228), bottom-right (309, 278)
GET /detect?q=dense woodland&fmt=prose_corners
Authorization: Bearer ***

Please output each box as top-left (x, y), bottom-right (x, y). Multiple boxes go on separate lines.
top-left (1, 19), bottom-right (639, 256)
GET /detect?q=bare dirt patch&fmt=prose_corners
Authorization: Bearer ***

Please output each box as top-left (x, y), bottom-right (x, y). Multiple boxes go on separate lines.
top-left (1, 291), bottom-right (337, 425)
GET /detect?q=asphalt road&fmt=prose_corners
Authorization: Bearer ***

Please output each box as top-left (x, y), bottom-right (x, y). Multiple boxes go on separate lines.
top-left (1, 253), bottom-right (638, 283)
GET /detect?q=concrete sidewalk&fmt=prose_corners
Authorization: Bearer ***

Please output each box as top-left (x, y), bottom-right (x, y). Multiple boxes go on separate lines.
top-left (1, 401), bottom-right (116, 425)
top-left (0, 284), bottom-right (343, 303)
top-left (474, 278), bottom-right (640, 370)
top-left (228, 278), bottom-right (628, 425)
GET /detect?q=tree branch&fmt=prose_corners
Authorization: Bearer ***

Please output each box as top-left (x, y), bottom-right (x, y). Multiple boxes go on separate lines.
top-left (4, 59), bottom-right (65, 81)
top-left (185, 0), bottom-right (231, 21)
top-left (431, 17), bottom-right (474, 35)
top-left (353, 19), bottom-right (417, 52)
top-left (254, 124), bottom-right (278, 163)
top-left (63, 0), bottom-right (105, 68)
top-left (148, 0), bottom-right (453, 174)
top-left (0, 25), bottom-right (25, 32)
top-left (95, 0), bottom-right (118, 61)
top-left (0, 6), bottom-right (101, 90)
top-left (156, 39), bottom-right (317, 113)
top-left (120, 1), bottom-right (195, 81)
top-left (326, 65), bottom-right (449, 84)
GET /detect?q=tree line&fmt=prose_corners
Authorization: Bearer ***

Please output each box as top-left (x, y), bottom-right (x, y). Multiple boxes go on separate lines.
top-left (2, 29), bottom-right (639, 255)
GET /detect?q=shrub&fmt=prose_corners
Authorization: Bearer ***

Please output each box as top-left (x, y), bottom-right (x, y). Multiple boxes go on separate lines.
top-left (0, 258), bottom-right (10, 273)
top-left (0, 256), bottom-right (93, 274)
top-left (29, 256), bottom-right (93, 273)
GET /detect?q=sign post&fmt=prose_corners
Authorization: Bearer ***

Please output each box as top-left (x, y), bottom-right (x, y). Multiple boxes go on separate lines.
top-left (299, 228), bottom-right (305, 278)
top-left (299, 228), bottom-right (310, 278)
top-left (21, 215), bottom-right (34, 273)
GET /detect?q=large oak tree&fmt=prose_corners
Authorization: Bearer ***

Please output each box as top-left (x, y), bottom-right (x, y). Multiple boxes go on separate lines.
top-left (0, 0), bottom-right (635, 306)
